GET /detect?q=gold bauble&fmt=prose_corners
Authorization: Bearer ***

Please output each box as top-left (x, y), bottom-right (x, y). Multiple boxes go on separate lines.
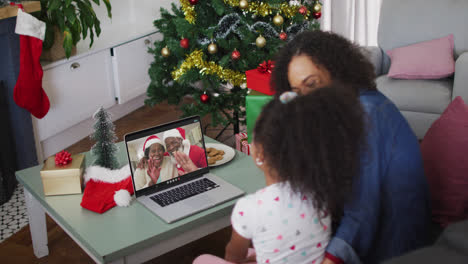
top-left (239, 0), bottom-right (249, 10)
top-left (161, 46), bottom-right (170, 57)
top-left (208, 42), bottom-right (218, 54)
top-left (313, 2), bottom-right (322, 13)
top-left (256, 35), bottom-right (266, 48)
top-left (273, 14), bottom-right (284, 26)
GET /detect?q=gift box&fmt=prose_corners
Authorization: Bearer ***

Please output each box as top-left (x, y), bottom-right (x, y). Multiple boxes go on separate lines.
top-left (235, 132), bottom-right (248, 151)
top-left (40, 154), bottom-right (86, 196)
top-left (245, 60), bottom-right (275, 95)
top-left (241, 140), bottom-right (251, 155)
top-left (246, 90), bottom-right (273, 143)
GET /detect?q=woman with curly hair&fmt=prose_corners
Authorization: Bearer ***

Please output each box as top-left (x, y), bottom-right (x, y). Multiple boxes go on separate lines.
top-left (271, 30), bottom-right (431, 264)
top-left (194, 84), bottom-right (366, 264)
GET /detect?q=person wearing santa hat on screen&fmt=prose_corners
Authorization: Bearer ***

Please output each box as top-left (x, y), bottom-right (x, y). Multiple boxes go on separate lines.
top-left (134, 135), bottom-right (177, 190)
top-left (163, 127), bottom-right (207, 176)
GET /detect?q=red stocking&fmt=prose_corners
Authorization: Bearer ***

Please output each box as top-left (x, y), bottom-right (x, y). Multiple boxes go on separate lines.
top-left (13, 8), bottom-right (50, 119)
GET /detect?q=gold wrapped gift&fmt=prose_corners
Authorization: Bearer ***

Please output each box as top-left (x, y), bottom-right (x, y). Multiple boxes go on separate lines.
top-left (40, 154), bottom-right (86, 196)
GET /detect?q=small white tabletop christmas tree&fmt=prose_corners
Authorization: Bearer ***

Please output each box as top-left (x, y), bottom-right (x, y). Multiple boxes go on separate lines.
top-left (90, 107), bottom-right (119, 169)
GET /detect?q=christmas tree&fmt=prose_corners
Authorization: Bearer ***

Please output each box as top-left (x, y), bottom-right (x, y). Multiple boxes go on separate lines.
top-left (90, 107), bottom-right (119, 169)
top-left (146, 0), bottom-right (322, 131)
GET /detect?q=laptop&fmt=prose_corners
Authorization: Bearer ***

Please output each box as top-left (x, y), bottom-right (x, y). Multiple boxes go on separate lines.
top-left (124, 116), bottom-right (245, 223)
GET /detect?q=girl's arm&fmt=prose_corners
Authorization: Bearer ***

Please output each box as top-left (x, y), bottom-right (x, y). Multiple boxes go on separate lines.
top-left (225, 228), bottom-right (251, 263)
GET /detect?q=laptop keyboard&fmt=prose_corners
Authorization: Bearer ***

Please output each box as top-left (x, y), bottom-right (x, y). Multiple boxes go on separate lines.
top-left (150, 178), bottom-right (220, 207)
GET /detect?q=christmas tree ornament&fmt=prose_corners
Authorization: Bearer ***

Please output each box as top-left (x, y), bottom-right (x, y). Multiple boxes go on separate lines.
top-left (55, 150), bottom-right (73, 166)
top-left (279, 31), bottom-right (288, 41)
top-left (208, 42), bottom-right (218, 54)
top-left (273, 14), bottom-right (284, 26)
top-left (13, 8), bottom-right (50, 119)
top-left (213, 93), bottom-right (220, 97)
top-left (231, 49), bottom-right (241, 60)
top-left (256, 35), bottom-right (266, 48)
top-left (313, 11), bottom-right (322, 19)
top-left (239, 0), bottom-right (249, 10)
top-left (188, 0), bottom-right (198, 5)
top-left (299, 5), bottom-right (308, 15)
top-left (200, 92), bottom-right (210, 103)
top-left (180, 38), bottom-right (190, 49)
top-left (313, 2), bottom-right (322, 13)
top-left (161, 46), bottom-right (170, 57)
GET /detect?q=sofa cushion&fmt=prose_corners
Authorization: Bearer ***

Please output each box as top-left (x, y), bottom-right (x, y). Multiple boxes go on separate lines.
top-left (421, 97), bottom-right (468, 227)
top-left (386, 35), bottom-right (455, 79)
top-left (376, 75), bottom-right (452, 114)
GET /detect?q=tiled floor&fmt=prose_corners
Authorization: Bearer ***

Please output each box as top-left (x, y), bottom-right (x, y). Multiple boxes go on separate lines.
top-left (0, 184), bottom-right (28, 243)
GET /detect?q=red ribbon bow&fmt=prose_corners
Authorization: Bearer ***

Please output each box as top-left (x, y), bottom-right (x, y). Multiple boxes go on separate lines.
top-left (257, 60), bottom-right (275, 74)
top-left (55, 150), bottom-right (73, 166)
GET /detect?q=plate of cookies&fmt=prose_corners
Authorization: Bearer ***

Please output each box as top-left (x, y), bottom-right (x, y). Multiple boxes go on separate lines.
top-left (205, 143), bottom-right (236, 167)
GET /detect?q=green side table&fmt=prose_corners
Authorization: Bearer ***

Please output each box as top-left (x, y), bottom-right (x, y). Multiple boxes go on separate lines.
top-left (16, 138), bottom-right (264, 263)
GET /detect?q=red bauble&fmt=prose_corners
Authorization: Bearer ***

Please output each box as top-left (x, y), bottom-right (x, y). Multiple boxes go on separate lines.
top-left (200, 93), bottom-right (210, 103)
top-left (279, 32), bottom-right (288, 41)
top-left (313, 12), bottom-right (322, 19)
top-left (180, 38), bottom-right (190, 49)
top-left (298, 6), bottom-right (308, 15)
top-left (188, 0), bottom-right (198, 5)
top-left (231, 49), bottom-right (241, 60)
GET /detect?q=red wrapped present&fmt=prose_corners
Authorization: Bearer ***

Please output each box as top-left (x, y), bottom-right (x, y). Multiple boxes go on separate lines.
top-left (235, 132), bottom-right (248, 151)
top-left (246, 60), bottom-right (275, 95)
top-left (241, 140), bottom-right (251, 155)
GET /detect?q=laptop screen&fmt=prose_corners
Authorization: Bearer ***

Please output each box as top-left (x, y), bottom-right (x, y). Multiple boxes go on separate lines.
top-left (125, 116), bottom-right (209, 196)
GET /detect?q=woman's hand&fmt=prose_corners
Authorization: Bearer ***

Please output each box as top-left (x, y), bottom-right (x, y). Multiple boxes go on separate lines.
top-left (147, 158), bottom-right (162, 184)
top-left (174, 151), bottom-right (198, 173)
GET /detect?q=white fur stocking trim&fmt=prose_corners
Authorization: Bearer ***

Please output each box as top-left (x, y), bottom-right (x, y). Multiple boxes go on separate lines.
top-left (15, 9), bottom-right (46, 40)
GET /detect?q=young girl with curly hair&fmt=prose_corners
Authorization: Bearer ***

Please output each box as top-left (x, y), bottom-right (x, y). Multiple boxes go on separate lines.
top-left (193, 84), bottom-right (366, 264)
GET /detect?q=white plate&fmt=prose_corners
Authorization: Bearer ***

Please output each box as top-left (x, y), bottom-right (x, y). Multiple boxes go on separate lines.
top-left (205, 143), bottom-right (236, 167)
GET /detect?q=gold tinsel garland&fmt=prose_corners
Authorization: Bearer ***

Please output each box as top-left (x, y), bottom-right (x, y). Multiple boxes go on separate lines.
top-left (223, 0), bottom-right (309, 19)
top-left (180, 0), bottom-right (196, 24)
top-left (181, 0), bottom-right (311, 24)
top-left (172, 50), bottom-right (246, 87)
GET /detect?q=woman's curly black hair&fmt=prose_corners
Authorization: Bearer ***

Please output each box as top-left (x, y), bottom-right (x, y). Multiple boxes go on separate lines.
top-left (271, 30), bottom-right (376, 95)
top-left (253, 84), bottom-right (366, 222)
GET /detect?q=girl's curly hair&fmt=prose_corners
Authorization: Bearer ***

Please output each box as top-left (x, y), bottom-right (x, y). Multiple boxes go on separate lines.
top-left (253, 84), bottom-right (366, 222)
top-left (271, 30), bottom-right (376, 95)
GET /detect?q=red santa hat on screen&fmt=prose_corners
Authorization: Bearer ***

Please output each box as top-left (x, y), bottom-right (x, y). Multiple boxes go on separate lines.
top-left (80, 165), bottom-right (134, 214)
top-left (163, 127), bottom-right (191, 156)
top-left (143, 135), bottom-right (163, 152)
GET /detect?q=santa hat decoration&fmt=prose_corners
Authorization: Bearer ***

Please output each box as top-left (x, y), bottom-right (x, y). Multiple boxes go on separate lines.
top-left (143, 135), bottom-right (163, 152)
top-left (80, 165), bottom-right (134, 214)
